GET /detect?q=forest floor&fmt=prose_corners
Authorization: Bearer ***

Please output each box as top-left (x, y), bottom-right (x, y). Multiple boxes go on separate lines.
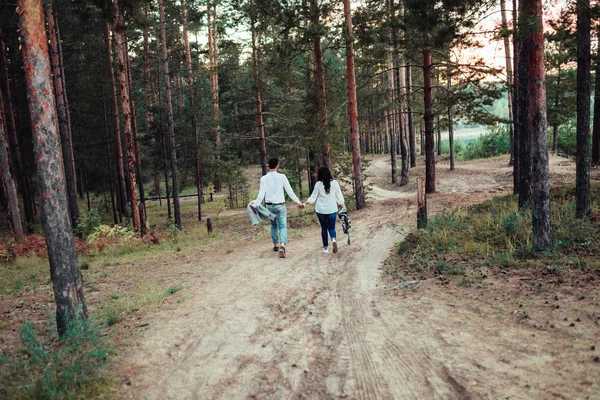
top-left (115, 154), bottom-right (599, 399)
top-left (1, 154), bottom-right (599, 399)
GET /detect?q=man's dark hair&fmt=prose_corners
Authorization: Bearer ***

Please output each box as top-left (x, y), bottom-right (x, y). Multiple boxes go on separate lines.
top-left (268, 158), bottom-right (279, 169)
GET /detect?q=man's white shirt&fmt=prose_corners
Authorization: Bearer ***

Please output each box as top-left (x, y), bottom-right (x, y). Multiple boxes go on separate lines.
top-left (253, 171), bottom-right (301, 206)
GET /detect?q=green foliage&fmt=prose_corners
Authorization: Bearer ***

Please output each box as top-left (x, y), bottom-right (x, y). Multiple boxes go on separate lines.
top-left (86, 224), bottom-right (136, 244)
top-left (74, 208), bottom-right (103, 239)
top-left (457, 125), bottom-right (511, 161)
top-left (0, 319), bottom-right (112, 399)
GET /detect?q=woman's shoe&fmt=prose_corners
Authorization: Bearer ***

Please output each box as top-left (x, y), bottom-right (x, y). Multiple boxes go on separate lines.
top-left (332, 238), bottom-right (338, 254)
top-left (323, 248), bottom-right (329, 254)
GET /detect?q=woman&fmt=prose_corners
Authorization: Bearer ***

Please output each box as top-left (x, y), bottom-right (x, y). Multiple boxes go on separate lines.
top-left (303, 166), bottom-right (345, 254)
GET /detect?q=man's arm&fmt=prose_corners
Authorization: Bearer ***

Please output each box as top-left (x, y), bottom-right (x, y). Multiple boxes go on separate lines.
top-left (253, 177), bottom-right (266, 206)
top-left (282, 175), bottom-right (302, 204)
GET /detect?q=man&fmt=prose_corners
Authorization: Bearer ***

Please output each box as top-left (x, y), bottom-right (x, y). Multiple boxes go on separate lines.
top-left (252, 157), bottom-right (304, 258)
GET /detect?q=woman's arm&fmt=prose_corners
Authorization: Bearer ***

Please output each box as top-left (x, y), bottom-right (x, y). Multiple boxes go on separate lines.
top-left (305, 182), bottom-right (320, 205)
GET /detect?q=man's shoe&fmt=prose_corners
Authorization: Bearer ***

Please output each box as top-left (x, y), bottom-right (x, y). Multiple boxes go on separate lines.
top-left (273, 245), bottom-right (279, 252)
top-left (279, 245), bottom-right (286, 258)
top-left (332, 239), bottom-right (338, 254)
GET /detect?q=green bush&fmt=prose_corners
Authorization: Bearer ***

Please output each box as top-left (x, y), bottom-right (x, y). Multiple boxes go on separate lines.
top-left (0, 318), bottom-right (112, 399)
top-left (75, 208), bottom-right (103, 238)
top-left (457, 124), bottom-right (511, 161)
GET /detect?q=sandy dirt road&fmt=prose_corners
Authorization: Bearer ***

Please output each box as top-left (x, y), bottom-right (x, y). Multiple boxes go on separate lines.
top-left (121, 155), bottom-right (597, 399)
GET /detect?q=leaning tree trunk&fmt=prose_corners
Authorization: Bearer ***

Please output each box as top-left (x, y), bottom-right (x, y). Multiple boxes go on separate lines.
top-left (343, 0), bottom-right (365, 209)
top-left (500, 0), bottom-right (515, 166)
top-left (113, 0), bottom-right (141, 231)
top-left (104, 21), bottom-right (128, 218)
top-left (47, 3), bottom-right (79, 229)
top-left (520, 0), bottom-right (552, 251)
top-left (512, 0), bottom-right (520, 195)
top-left (181, 0), bottom-right (203, 220)
top-left (0, 27), bottom-right (34, 226)
top-left (311, 0), bottom-right (330, 167)
top-left (251, 21), bottom-right (268, 176)
top-left (19, 0), bottom-right (87, 336)
top-left (0, 103), bottom-right (24, 240)
top-left (592, 29), bottom-right (600, 166)
top-left (423, 50), bottom-right (435, 194)
top-left (158, 0), bottom-right (181, 228)
top-left (575, 0), bottom-right (591, 218)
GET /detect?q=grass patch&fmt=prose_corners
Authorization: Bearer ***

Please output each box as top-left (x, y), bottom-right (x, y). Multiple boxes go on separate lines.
top-left (0, 257), bottom-right (48, 296)
top-left (101, 283), bottom-right (184, 327)
top-left (385, 183), bottom-right (600, 283)
top-left (0, 318), bottom-right (112, 399)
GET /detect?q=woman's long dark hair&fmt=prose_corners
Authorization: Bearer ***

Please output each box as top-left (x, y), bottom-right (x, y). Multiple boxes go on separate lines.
top-left (317, 166), bottom-right (333, 194)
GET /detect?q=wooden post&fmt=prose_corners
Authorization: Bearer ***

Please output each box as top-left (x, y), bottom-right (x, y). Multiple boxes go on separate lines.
top-left (206, 218), bottom-right (213, 234)
top-left (417, 178), bottom-right (427, 229)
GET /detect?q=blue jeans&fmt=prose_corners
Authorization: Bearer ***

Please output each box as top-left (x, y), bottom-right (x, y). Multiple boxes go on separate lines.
top-left (266, 204), bottom-right (287, 245)
top-left (317, 212), bottom-right (337, 248)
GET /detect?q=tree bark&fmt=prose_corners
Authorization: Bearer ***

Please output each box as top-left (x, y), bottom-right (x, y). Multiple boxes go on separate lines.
top-left (406, 65), bottom-right (416, 167)
top-left (208, 3), bottom-right (221, 151)
top-left (512, 0), bottom-right (520, 195)
top-left (575, 0), bottom-right (591, 218)
top-left (47, 3), bottom-right (79, 229)
top-left (386, 14), bottom-right (398, 184)
top-left (104, 21), bottom-right (128, 218)
top-left (343, 0), bottom-right (365, 209)
top-left (593, 30), bottom-right (600, 166)
top-left (423, 51), bottom-right (435, 193)
top-left (19, 0), bottom-right (87, 336)
top-left (0, 102), bottom-right (24, 240)
top-left (516, 0), bottom-right (531, 208)
top-left (158, 0), bottom-right (181, 228)
top-left (113, 0), bottom-right (141, 231)
top-left (447, 64), bottom-right (455, 171)
top-left (311, 0), bottom-right (330, 167)
top-left (181, 0), bottom-right (203, 220)
top-left (500, 0), bottom-right (515, 166)
top-left (0, 28), bottom-right (34, 226)
top-left (100, 68), bottom-right (118, 225)
top-left (417, 177), bottom-right (427, 229)
top-left (520, 0), bottom-right (552, 250)
top-left (251, 21), bottom-right (267, 176)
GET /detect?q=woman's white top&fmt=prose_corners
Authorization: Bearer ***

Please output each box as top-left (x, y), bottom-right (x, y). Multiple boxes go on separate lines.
top-left (306, 180), bottom-right (345, 214)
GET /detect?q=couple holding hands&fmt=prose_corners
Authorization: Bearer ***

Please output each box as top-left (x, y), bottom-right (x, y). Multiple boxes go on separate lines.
top-left (251, 157), bottom-right (346, 258)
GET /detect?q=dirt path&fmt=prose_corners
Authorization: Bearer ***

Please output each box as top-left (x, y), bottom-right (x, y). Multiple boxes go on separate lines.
top-left (120, 155), bottom-right (596, 399)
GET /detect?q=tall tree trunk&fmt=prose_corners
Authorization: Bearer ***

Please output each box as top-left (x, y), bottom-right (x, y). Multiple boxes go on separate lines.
top-left (251, 22), bottom-right (268, 176)
top-left (386, 27), bottom-right (397, 183)
top-left (516, 0), bottom-right (531, 208)
top-left (159, 0), bottom-right (181, 228)
top-left (447, 64), bottom-right (455, 171)
top-left (104, 22), bottom-right (128, 218)
top-left (406, 65), bottom-right (416, 167)
top-left (19, 0), bottom-right (87, 336)
top-left (343, 0), bottom-right (365, 209)
top-left (391, 0), bottom-right (408, 186)
top-left (0, 103), bottom-right (24, 240)
top-left (500, 0), bottom-right (515, 166)
top-left (181, 0), bottom-right (203, 220)
top-left (423, 51), bottom-right (435, 193)
top-left (436, 114), bottom-right (441, 156)
top-left (592, 30), bottom-right (600, 166)
top-left (0, 28), bottom-right (34, 226)
top-left (208, 3), bottom-right (221, 153)
top-left (575, 0), bottom-right (591, 218)
top-left (100, 67), bottom-right (118, 225)
top-left (53, 4), bottom-right (72, 146)
top-left (113, 1), bottom-right (141, 231)
top-left (47, 3), bottom-right (79, 229)
top-left (512, 0), bottom-right (520, 195)
top-left (311, 0), bottom-right (330, 167)
top-left (552, 67), bottom-right (561, 154)
top-left (519, 0), bottom-right (552, 250)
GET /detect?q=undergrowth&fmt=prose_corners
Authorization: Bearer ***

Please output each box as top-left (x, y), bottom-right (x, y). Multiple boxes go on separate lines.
top-left (386, 184), bottom-right (600, 283)
top-left (0, 318), bottom-right (112, 400)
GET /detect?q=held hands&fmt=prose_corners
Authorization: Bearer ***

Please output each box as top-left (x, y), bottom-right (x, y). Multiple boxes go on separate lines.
top-left (298, 202), bottom-right (306, 209)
